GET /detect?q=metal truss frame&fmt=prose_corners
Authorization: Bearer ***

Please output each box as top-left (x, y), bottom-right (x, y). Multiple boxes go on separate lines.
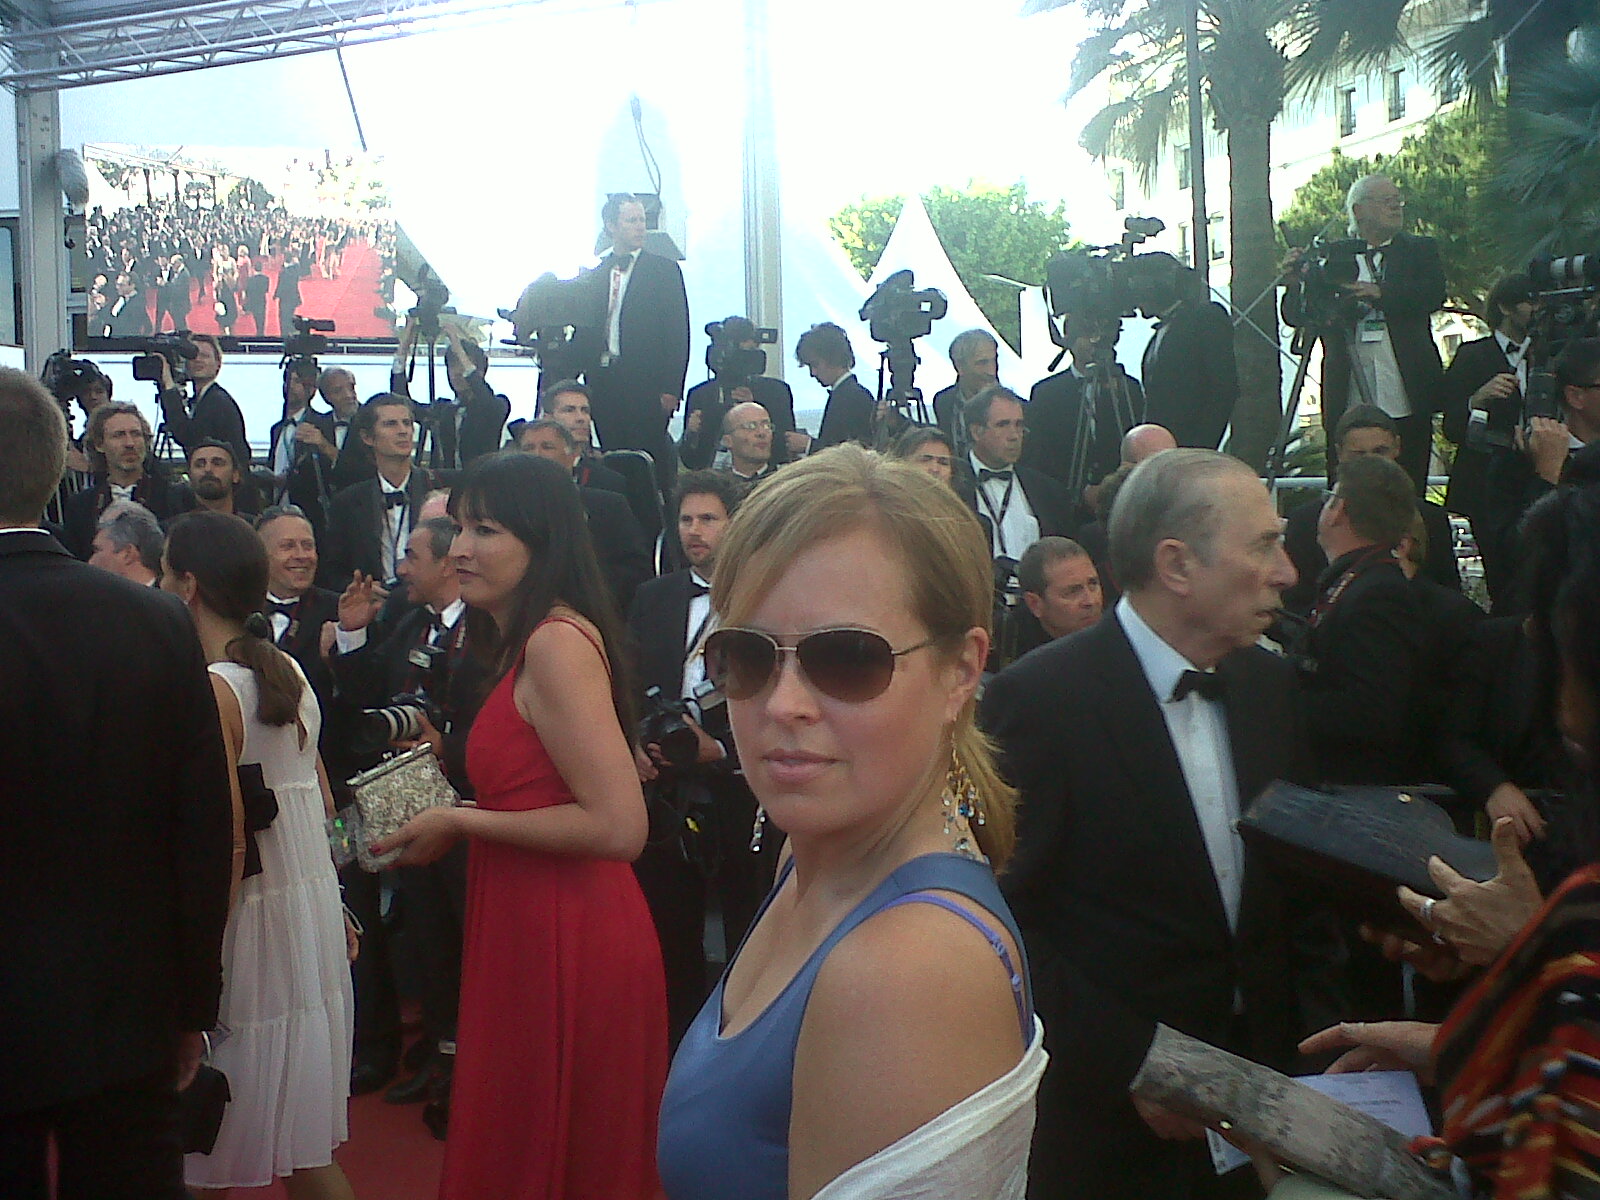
top-left (0, 0), bottom-right (564, 92)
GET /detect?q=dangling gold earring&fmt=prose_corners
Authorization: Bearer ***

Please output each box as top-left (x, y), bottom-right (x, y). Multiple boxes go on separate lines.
top-left (749, 806), bottom-right (767, 852)
top-left (943, 747), bottom-right (986, 861)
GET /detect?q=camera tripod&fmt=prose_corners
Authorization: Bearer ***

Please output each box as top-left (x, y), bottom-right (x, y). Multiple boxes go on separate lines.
top-left (870, 339), bottom-right (931, 449)
top-left (1263, 316), bottom-right (1378, 489)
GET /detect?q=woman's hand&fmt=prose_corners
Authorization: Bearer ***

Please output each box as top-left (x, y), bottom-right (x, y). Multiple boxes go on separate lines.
top-left (393, 710), bottom-right (446, 760)
top-left (1299, 1021), bottom-right (1438, 1084)
top-left (1398, 816), bottom-right (1544, 966)
top-left (1360, 923), bottom-right (1473, 984)
top-left (369, 804), bottom-right (467, 867)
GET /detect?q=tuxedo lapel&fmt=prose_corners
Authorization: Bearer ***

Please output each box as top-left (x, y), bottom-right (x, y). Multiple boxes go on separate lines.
top-left (1083, 619), bottom-right (1233, 939)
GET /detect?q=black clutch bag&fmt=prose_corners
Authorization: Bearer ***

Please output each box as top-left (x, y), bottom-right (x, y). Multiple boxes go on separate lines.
top-left (1239, 782), bottom-right (1498, 932)
top-left (179, 1061), bottom-right (231, 1155)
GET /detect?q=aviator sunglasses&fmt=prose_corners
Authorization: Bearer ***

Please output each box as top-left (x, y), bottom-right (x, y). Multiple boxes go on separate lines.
top-left (703, 627), bottom-right (935, 704)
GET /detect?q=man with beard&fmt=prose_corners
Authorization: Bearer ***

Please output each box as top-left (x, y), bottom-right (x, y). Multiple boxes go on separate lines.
top-left (179, 439), bottom-right (250, 518)
top-left (61, 402), bottom-right (180, 558)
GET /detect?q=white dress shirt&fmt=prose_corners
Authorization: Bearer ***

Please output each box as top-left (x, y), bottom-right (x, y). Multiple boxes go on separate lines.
top-left (969, 451), bottom-right (1040, 561)
top-left (1116, 596), bottom-right (1245, 931)
top-left (379, 473), bottom-right (412, 582)
top-left (1495, 329), bottom-right (1529, 392)
top-left (275, 411), bottom-right (304, 476)
top-left (680, 571), bottom-right (715, 700)
top-left (336, 596), bottom-right (464, 656)
top-left (266, 592), bottom-right (301, 644)
top-left (1349, 243), bottom-right (1412, 419)
top-left (604, 248), bottom-right (642, 359)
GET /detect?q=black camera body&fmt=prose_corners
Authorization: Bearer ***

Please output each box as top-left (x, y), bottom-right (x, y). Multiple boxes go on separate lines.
top-left (705, 319), bottom-right (777, 384)
top-left (1045, 215), bottom-right (1172, 332)
top-left (132, 332), bottom-right (199, 386)
top-left (859, 270), bottom-right (948, 344)
top-left (40, 349), bottom-right (108, 409)
top-left (359, 690), bottom-right (443, 754)
top-left (1292, 236), bottom-right (1364, 325)
top-left (500, 272), bottom-right (594, 363)
top-left (285, 315), bottom-right (335, 361)
top-left (637, 685), bottom-right (705, 773)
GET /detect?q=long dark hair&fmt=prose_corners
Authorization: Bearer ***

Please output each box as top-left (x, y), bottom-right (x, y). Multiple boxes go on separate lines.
top-left (166, 510), bottom-right (304, 728)
top-left (450, 452), bottom-right (635, 733)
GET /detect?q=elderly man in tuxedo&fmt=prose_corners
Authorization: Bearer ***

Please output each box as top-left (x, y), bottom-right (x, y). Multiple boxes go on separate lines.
top-left (982, 449), bottom-right (1323, 1200)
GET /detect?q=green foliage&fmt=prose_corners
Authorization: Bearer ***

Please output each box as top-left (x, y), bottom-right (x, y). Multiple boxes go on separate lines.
top-left (1277, 104), bottom-right (1506, 311)
top-left (829, 182), bottom-right (1075, 352)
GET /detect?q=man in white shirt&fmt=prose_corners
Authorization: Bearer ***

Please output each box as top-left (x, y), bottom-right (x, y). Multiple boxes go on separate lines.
top-left (958, 385), bottom-right (1074, 563)
top-left (720, 400), bottom-right (775, 482)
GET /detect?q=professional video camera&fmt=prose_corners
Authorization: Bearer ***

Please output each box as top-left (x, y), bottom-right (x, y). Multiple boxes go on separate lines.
top-left (1044, 216), bottom-right (1169, 333)
top-left (406, 264), bottom-right (454, 341)
top-left (282, 315), bottom-right (335, 378)
top-left (705, 318), bottom-right (778, 385)
top-left (860, 269), bottom-right (948, 345)
top-left (1284, 235), bottom-right (1364, 326)
top-left (1471, 251), bottom-right (1600, 450)
top-left (500, 272), bottom-right (594, 366)
top-left (131, 332), bottom-right (199, 386)
top-left (40, 349), bottom-right (110, 413)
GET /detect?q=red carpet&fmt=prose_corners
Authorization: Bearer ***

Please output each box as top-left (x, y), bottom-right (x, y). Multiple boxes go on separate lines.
top-left (142, 238), bottom-right (393, 341)
top-left (236, 1080), bottom-right (446, 1199)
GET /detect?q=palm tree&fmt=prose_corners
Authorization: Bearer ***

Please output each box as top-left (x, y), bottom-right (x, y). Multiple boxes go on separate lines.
top-left (1026, 0), bottom-right (1415, 468)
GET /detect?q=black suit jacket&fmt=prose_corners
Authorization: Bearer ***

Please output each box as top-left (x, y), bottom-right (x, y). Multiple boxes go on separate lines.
top-left (1441, 334), bottom-right (1516, 520)
top-left (389, 364), bottom-right (509, 467)
top-left (103, 294), bottom-right (152, 338)
top-left (582, 485), bottom-right (652, 614)
top-left (268, 408), bottom-right (337, 522)
top-left (160, 380), bottom-right (251, 472)
top-left (954, 460), bottom-right (1077, 548)
top-left (575, 251), bottom-right (691, 404)
top-left (815, 375), bottom-right (875, 449)
top-left (1021, 365), bottom-right (1145, 493)
top-left (1282, 232), bottom-right (1446, 437)
top-left (319, 470), bottom-right (436, 589)
top-left (625, 569), bottom-right (735, 754)
top-left (980, 612), bottom-right (1316, 1199)
top-left (1303, 549), bottom-right (1428, 783)
top-left (60, 467), bottom-right (183, 559)
top-left (1281, 495), bottom-right (1460, 616)
top-left (0, 530), bottom-right (232, 1113)
top-left (328, 417), bottom-right (376, 491)
top-left (1140, 299), bottom-right (1238, 449)
top-left (575, 457), bottom-right (629, 496)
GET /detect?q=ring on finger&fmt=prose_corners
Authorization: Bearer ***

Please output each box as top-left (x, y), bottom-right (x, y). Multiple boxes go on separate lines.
top-left (1420, 896), bottom-right (1438, 927)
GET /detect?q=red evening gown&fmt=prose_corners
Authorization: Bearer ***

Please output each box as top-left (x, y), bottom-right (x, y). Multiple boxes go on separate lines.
top-left (440, 618), bottom-right (668, 1199)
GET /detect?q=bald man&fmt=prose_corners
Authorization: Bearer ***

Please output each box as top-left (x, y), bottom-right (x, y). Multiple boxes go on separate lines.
top-left (721, 400), bottom-right (775, 482)
top-left (1120, 423), bottom-right (1178, 465)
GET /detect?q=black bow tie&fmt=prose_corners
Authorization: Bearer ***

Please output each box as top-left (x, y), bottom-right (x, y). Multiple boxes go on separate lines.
top-left (688, 582), bottom-right (710, 598)
top-left (979, 468), bottom-right (1014, 485)
top-left (267, 599), bottom-right (297, 618)
top-left (1505, 341), bottom-right (1524, 356)
top-left (383, 490), bottom-right (408, 509)
top-left (1171, 669), bottom-right (1225, 703)
top-left (607, 253), bottom-right (633, 274)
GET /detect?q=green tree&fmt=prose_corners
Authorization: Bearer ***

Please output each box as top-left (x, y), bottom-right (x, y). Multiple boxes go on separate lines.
top-left (1278, 103), bottom-right (1505, 311)
top-left (829, 181), bottom-right (1075, 352)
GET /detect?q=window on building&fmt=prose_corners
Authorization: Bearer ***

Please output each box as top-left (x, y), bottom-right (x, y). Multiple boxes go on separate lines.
top-left (1177, 145), bottom-right (1191, 191)
top-left (1337, 86), bottom-right (1356, 137)
top-left (1109, 167), bottom-right (1126, 210)
top-left (1208, 214), bottom-right (1225, 261)
top-left (0, 221), bottom-right (18, 347)
top-left (1438, 72), bottom-right (1461, 106)
top-left (1178, 223), bottom-right (1191, 266)
top-left (1387, 70), bottom-right (1405, 121)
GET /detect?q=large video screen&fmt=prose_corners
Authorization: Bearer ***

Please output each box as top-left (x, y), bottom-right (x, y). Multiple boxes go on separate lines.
top-left (77, 145), bottom-right (398, 347)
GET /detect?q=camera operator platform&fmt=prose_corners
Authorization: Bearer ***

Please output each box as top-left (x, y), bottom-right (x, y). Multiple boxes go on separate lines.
top-left (626, 471), bottom-right (773, 1046)
top-left (1282, 174), bottom-right (1446, 492)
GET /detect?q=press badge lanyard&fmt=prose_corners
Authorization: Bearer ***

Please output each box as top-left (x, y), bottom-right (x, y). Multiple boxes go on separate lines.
top-left (976, 475), bottom-right (1018, 556)
top-left (1357, 249), bottom-right (1387, 343)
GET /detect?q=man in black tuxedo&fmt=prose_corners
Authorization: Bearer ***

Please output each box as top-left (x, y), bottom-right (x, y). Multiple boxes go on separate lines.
top-left (0, 369), bottom-right (233, 1198)
top-left (268, 360), bottom-right (337, 522)
top-left (61, 402), bottom-right (181, 559)
top-left (519, 400), bottom-right (626, 492)
top-left (1281, 404), bottom-right (1460, 616)
top-left (330, 517), bottom-right (484, 1116)
top-left (1022, 316), bottom-right (1145, 502)
top-left (796, 322), bottom-right (875, 450)
top-left (309, 368), bottom-right (374, 492)
top-left (931, 328), bottom-right (1000, 450)
top-left (156, 332), bottom-right (251, 477)
top-left (981, 449), bottom-right (1319, 1200)
top-left (680, 316), bottom-right (801, 468)
top-left (159, 254), bottom-right (192, 332)
top-left (103, 271), bottom-right (153, 338)
top-left (320, 394), bottom-right (434, 589)
top-left (1477, 338), bottom-right (1600, 613)
top-left (577, 195), bottom-right (690, 487)
top-left (627, 471), bottom-right (773, 1043)
top-left (1133, 254), bottom-right (1238, 451)
top-left (172, 439), bottom-right (253, 521)
top-left (718, 400), bottom-right (777, 483)
top-left (389, 322), bottom-right (510, 468)
top-left (1282, 174), bottom-right (1446, 491)
top-left (516, 419), bottom-right (653, 610)
top-left (1440, 274), bottom-right (1535, 564)
top-left (1302, 453), bottom-right (1428, 784)
top-left (954, 385), bottom-right (1075, 559)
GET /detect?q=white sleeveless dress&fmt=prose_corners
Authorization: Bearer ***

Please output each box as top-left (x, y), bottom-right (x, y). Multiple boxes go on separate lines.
top-left (185, 661), bottom-right (354, 1189)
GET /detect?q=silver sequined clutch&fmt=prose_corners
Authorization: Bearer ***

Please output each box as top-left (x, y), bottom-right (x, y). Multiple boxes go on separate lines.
top-left (347, 745), bottom-right (461, 871)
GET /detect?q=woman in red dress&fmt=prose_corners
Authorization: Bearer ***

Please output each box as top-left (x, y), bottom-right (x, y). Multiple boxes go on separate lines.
top-left (375, 452), bottom-right (667, 1199)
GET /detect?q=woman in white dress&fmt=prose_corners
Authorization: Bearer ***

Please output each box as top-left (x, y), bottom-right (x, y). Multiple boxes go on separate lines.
top-left (162, 510), bottom-right (359, 1199)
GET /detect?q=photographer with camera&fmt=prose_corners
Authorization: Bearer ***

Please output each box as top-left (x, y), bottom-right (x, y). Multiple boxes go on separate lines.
top-left (680, 316), bottom-right (800, 469)
top-left (388, 318), bottom-right (510, 469)
top-left (625, 470), bottom-right (770, 1045)
top-left (39, 352), bottom-right (114, 491)
top-left (1131, 252), bottom-right (1239, 452)
top-left (1024, 316), bottom-right (1145, 505)
top-left (796, 322), bottom-right (874, 450)
top-left (1477, 336), bottom-right (1600, 611)
top-left (1282, 174), bottom-right (1446, 491)
top-left (268, 358), bottom-right (336, 519)
top-left (60, 402), bottom-right (181, 559)
top-left (330, 517), bottom-right (484, 1124)
top-left (154, 331), bottom-right (251, 478)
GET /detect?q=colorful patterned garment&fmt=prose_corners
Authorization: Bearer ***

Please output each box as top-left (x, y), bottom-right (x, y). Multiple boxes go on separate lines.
top-left (1422, 862), bottom-right (1600, 1199)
